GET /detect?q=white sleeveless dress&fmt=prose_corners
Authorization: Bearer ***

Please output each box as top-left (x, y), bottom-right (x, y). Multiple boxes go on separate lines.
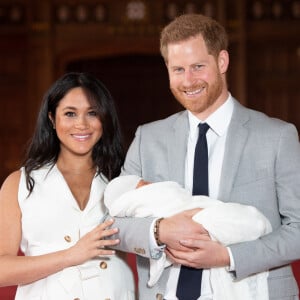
top-left (16, 164), bottom-right (135, 300)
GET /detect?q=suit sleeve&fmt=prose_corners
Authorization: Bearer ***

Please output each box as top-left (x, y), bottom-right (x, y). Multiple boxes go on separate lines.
top-left (109, 126), bottom-right (156, 258)
top-left (230, 123), bottom-right (300, 279)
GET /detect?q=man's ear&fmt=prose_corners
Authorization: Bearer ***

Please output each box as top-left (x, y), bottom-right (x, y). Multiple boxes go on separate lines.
top-left (218, 50), bottom-right (229, 74)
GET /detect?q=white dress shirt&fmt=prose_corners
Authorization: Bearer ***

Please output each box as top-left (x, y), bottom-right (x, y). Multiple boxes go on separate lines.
top-left (164, 94), bottom-right (234, 300)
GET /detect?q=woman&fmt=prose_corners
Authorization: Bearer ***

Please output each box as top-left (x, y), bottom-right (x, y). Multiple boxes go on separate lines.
top-left (0, 72), bottom-right (135, 299)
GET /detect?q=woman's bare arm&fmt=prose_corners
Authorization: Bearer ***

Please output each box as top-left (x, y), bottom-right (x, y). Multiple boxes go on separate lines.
top-left (0, 171), bottom-right (119, 287)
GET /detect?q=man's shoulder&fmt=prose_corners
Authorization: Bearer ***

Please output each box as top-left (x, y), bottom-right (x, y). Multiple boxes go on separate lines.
top-left (235, 100), bottom-right (295, 131)
top-left (248, 108), bottom-right (294, 132)
top-left (140, 110), bottom-right (187, 131)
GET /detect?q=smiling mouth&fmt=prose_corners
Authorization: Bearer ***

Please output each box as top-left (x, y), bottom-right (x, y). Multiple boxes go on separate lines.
top-left (72, 134), bottom-right (91, 140)
top-left (184, 87), bottom-right (205, 96)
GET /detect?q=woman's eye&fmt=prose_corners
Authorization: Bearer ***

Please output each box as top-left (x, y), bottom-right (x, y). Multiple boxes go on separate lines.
top-left (65, 111), bottom-right (75, 117)
top-left (88, 110), bottom-right (98, 116)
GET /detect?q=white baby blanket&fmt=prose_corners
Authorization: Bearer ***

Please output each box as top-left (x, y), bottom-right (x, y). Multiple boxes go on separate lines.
top-left (104, 175), bottom-right (272, 300)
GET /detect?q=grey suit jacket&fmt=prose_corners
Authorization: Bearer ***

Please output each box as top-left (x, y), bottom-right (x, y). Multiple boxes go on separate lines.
top-left (114, 99), bottom-right (300, 300)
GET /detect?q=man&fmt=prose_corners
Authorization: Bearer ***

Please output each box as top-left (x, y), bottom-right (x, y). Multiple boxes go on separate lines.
top-left (113, 14), bottom-right (300, 299)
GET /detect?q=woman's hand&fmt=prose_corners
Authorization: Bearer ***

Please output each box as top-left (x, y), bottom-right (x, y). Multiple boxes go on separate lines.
top-left (67, 218), bottom-right (120, 266)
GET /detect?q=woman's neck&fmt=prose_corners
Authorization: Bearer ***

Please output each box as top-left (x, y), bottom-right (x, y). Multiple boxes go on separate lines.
top-left (56, 154), bottom-right (95, 175)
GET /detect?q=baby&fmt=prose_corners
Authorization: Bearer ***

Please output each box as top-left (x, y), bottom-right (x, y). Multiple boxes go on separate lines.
top-left (104, 175), bottom-right (272, 300)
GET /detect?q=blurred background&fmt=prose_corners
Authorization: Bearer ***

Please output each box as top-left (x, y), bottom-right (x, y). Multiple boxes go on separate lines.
top-left (0, 0), bottom-right (299, 298)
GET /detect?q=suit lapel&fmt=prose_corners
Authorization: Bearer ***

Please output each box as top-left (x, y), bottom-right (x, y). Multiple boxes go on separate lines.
top-left (218, 100), bottom-right (250, 202)
top-left (167, 111), bottom-right (189, 186)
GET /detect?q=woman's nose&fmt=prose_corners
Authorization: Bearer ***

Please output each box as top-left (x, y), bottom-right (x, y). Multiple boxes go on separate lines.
top-left (75, 116), bottom-right (89, 129)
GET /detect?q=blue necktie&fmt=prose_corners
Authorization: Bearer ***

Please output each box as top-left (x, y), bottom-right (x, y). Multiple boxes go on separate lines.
top-left (176, 123), bottom-right (210, 300)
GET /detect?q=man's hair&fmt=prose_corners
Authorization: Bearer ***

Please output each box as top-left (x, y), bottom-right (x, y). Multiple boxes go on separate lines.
top-left (160, 14), bottom-right (228, 62)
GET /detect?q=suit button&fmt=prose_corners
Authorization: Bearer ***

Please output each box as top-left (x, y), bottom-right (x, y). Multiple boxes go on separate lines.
top-left (64, 235), bottom-right (71, 242)
top-left (156, 294), bottom-right (163, 300)
top-left (134, 247), bottom-right (146, 255)
top-left (99, 261), bottom-right (107, 269)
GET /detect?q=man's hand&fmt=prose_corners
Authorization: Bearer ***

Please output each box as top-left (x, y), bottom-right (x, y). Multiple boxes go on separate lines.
top-left (159, 208), bottom-right (208, 251)
top-left (166, 239), bottom-right (230, 269)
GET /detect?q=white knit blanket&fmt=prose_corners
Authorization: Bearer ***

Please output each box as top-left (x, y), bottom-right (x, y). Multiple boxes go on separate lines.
top-left (104, 175), bottom-right (272, 300)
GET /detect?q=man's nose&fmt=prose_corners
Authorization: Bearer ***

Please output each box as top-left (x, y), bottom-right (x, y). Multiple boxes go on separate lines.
top-left (183, 69), bottom-right (197, 86)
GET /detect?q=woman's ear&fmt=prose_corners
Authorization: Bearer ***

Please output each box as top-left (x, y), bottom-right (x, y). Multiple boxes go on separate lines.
top-left (48, 112), bottom-right (55, 129)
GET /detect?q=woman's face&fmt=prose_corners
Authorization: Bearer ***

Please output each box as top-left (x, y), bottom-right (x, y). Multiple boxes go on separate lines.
top-left (50, 87), bottom-right (103, 157)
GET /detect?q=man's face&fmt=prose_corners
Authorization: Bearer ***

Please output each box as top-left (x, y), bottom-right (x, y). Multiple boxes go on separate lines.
top-left (166, 35), bottom-right (229, 120)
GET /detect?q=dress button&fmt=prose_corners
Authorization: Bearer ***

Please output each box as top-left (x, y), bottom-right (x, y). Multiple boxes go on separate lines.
top-left (99, 261), bottom-right (107, 269)
top-left (64, 235), bottom-right (71, 242)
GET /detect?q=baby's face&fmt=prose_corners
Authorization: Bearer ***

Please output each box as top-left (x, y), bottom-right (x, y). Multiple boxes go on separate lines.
top-left (136, 179), bottom-right (151, 189)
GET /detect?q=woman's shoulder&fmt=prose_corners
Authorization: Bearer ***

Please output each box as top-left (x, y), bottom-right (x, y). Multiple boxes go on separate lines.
top-left (0, 170), bottom-right (21, 210)
top-left (27, 164), bottom-right (55, 181)
top-left (1, 170), bottom-right (21, 191)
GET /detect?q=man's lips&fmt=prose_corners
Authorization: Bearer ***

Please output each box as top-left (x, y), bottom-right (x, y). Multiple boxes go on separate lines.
top-left (184, 87), bottom-right (205, 96)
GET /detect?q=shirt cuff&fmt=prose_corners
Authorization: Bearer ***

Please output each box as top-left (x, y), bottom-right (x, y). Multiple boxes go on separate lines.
top-left (226, 246), bottom-right (236, 271)
top-left (149, 218), bottom-right (165, 259)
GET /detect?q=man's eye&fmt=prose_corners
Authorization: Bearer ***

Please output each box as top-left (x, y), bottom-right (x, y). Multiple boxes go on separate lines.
top-left (174, 68), bottom-right (184, 73)
top-left (194, 64), bottom-right (203, 70)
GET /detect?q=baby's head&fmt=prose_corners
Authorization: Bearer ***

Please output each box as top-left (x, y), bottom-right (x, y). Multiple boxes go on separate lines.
top-left (105, 175), bottom-right (149, 203)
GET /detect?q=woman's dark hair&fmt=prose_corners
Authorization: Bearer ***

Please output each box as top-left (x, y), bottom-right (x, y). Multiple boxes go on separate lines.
top-left (23, 72), bottom-right (125, 194)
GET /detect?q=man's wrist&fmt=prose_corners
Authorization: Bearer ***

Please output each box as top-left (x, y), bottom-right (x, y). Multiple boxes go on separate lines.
top-left (153, 217), bottom-right (164, 246)
top-left (149, 218), bottom-right (165, 259)
top-left (226, 246), bottom-right (236, 271)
